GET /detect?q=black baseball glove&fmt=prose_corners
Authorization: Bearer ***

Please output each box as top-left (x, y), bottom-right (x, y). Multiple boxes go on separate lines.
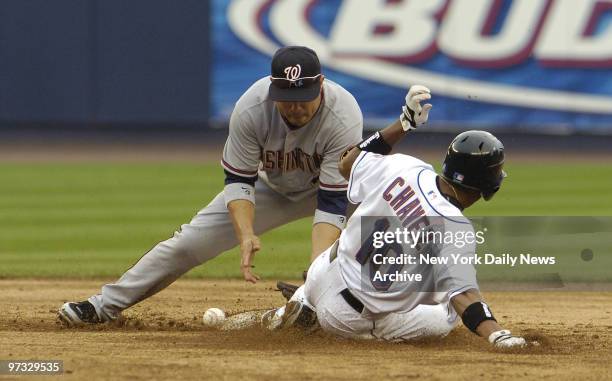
top-left (276, 281), bottom-right (300, 301)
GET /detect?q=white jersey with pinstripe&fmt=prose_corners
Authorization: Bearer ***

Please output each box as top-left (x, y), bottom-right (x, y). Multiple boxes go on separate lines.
top-left (338, 151), bottom-right (480, 316)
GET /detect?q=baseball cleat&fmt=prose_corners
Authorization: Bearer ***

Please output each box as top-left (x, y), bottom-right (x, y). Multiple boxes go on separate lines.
top-left (261, 301), bottom-right (318, 332)
top-left (261, 306), bottom-right (285, 330)
top-left (284, 301), bottom-right (318, 331)
top-left (58, 301), bottom-right (101, 326)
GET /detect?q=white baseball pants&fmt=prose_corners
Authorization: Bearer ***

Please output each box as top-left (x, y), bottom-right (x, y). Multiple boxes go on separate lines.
top-left (292, 244), bottom-right (459, 342)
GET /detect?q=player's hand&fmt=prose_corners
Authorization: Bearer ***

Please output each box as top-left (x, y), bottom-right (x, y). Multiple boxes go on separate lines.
top-left (400, 85), bottom-right (432, 131)
top-left (239, 234), bottom-right (261, 284)
top-left (488, 330), bottom-right (527, 349)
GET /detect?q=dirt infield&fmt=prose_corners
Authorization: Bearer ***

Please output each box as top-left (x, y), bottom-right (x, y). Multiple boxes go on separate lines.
top-left (1, 279), bottom-right (610, 380)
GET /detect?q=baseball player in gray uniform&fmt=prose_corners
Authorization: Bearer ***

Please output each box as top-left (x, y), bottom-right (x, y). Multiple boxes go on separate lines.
top-left (58, 46), bottom-right (363, 325)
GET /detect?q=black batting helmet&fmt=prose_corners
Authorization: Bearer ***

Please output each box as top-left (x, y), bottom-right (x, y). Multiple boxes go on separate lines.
top-left (442, 130), bottom-right (506, 201)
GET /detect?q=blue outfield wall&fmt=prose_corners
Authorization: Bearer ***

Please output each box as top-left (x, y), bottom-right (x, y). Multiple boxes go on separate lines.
top-left (2, 0), bottom-right (612, 133)
top-left (0, 0), bottom-right (210, 125)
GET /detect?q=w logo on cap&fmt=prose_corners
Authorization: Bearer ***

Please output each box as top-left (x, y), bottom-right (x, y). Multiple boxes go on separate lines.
top-left (284, 64), bottom-right (302, 80)
top-left (269, 46), bottom-right (321, 101)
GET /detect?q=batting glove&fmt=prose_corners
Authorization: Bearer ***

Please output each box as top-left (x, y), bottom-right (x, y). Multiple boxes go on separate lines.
top-left (400, 85), bottom-right (432, 132)
top-left (488, 329), bottom-right (527, 349)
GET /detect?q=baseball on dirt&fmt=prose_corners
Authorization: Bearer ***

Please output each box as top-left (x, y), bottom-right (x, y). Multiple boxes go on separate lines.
top-left (202, 308), bottom-right (226, 327)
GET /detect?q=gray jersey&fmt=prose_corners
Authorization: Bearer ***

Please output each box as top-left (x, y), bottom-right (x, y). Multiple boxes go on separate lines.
top-left (222, 77), bottom-right (363, 202)
top-left (339, 151), bottom-right (480, 315)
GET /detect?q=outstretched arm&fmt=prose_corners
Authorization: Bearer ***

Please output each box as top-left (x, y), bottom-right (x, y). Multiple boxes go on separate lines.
top-left (227, 199), bottom-right (261, 284)
top-left (451, 289), bottom-right (528, 348)
top-left (223, 111), bottom-right (262, 284)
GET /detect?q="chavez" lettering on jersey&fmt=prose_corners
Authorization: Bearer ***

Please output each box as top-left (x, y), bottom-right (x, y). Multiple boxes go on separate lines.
top-left (382, 176), bottom-right (425, 227)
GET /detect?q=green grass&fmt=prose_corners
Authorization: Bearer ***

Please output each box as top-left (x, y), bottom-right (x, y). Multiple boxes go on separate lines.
top-left (1, 162), bottom-right (611, 280)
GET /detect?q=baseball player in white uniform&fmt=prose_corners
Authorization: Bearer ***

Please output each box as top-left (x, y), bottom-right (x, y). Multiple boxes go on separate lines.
top-left (58, 46), bottom-right (363, 325)
top-left (262, 86), bottom-right (529, 348)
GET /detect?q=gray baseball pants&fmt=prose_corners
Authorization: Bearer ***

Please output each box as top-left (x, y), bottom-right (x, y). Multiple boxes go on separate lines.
top-left (89, 181), bottom-right (317, 321)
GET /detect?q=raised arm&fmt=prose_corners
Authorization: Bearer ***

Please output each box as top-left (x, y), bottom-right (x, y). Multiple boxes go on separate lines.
top-left (339, 85), bottom-right (432, 180)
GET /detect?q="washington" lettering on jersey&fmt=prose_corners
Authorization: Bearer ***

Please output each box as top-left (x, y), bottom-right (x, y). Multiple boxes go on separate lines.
top-left (263, 148), bottom-right (322, 174)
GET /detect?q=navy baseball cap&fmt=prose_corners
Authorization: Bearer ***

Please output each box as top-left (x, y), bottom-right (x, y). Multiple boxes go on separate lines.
top-left (269, 46), bottom-right (322, 102)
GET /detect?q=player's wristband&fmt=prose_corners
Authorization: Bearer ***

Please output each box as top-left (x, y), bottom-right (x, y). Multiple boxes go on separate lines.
top-left (224, 183), bottom-right (255, 206)
top-left (357, 132), bottom-right (392, 155)
top-left (461, 301), bottom-right (497, 334)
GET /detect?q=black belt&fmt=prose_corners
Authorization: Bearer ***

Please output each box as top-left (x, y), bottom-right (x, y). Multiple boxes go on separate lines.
top-left (340, 289), bottom-right (364, 314)
top-left (328, 240), bottom-right (364, 314)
